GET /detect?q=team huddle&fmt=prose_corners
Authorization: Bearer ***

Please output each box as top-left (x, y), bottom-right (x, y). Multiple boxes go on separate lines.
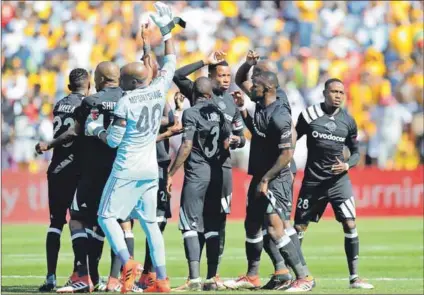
top-left (35, 2), bottom-right (374, 294)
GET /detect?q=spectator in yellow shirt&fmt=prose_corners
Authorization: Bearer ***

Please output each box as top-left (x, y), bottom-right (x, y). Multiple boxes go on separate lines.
top-left (295, 1), bottom-right (322, 47)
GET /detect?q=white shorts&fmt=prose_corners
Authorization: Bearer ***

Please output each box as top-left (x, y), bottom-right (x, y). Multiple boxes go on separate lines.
top-left (98, 176), bottom-right (158, 223)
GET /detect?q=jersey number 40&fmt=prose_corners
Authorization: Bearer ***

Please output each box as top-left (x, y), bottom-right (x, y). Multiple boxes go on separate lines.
top-left (136, 103), bottom-right (162, 136)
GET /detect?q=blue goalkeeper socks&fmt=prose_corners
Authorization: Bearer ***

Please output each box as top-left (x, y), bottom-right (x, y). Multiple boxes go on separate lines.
top-left (98, 216), bottom-right (130, 265)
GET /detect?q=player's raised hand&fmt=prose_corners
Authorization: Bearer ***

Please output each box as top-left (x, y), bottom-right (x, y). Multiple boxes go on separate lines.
top-left (246, 50), bottom-right (260, 66)
top-left (203, 51), bottom-right (227, 65)
top-left (149, 2), bottom-right (173, 32)
top-left (140, 21), bottom-right (150, 42)
top-left (35, 142), bottom-right (49, 154)
top-left (331, 157), bottom-right (349, 174)
top-left (174, 92), bottom-right (185, 111)
top-left (231, 90), bottom-right (244, 107)
top-left (85, 114), bottom-right (105, 138)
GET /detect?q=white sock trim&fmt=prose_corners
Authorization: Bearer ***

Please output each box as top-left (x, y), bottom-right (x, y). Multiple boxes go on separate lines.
top-left (349, 274), bottom-right (359, 281)
top-left (285, 228), bottom-right (297, 236)
top-left (345, 229), bottom-right (358, 238)
top-left (85, 228), bottom-right (94, 237)
top-left (276, 235), bottom-right (291, 249)
top-left (47, 227), bottom-right (62, 235)
top-left (246, 236), bottom-right (263, 243)
top-left (124, 231), bottom-right (134, 239)
top-left (71, 233), bottom-right (88, 240)
top-left (183, 230), bottom-right (198, 238)
top-left (204, 231), bottom-right (219, 239)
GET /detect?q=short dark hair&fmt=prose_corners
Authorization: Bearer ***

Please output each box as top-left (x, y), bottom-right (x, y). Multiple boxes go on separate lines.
top-left (208, 60), bottom-right (229, 75)
top-left (69, 68), bottom-right (89, 90)
top-left (324, 78), bottom-right (343, 90)
top-left (259, 71), bottom-right (279, 89)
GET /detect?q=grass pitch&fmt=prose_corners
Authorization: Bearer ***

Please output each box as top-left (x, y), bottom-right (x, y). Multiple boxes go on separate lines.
top-left (1, 218), bottom-right (423, 294)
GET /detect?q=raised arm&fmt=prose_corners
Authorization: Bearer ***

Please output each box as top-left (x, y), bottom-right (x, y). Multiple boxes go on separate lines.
top-left (173, 51), bottom-right (226, 102)
top-left (235, 50), bottom-right (259, 98)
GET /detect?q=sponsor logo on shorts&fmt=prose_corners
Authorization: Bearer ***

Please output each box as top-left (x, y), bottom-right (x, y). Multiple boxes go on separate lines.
top-left (312, 131), bottom-right (345, 142)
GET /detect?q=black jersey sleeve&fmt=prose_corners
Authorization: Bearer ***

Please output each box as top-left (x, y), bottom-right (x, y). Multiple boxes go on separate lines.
top-left (182, 109), bottom-right (197, 141)
top-left (345, 117), bottom-right (360, 168)
top-left (173, 61), bottom-right (204, 103)
top-left (295, 112), bottom-right (309, 140)
top-left (74, 99), bottom-right (91, 126)
top-left (272, 112), bottom-right (293, 150)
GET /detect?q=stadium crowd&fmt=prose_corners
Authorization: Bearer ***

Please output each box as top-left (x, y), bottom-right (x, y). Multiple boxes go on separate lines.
top-left (2, 0), bottom-right (423, 172)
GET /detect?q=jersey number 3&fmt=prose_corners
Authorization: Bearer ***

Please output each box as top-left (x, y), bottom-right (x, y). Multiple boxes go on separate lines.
top-left (136, 104), bottom-right (162, 136)
top-left (204, 126), bottom-right (220, 158)
top-left (53, 116), bottom-right (75, 147)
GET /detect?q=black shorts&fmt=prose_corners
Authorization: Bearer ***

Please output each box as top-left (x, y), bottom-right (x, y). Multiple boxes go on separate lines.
top-left (71, 167), bottom-right (112, 226)
top-left (220, 167), bottom-right (233, 214)
top-left (157, 162), bottom-right (171, 219)
top-left (246, 174), bottom-right (293, 223)
top-left (179, 167), bottom-right (223, 233)
top-left (48, 171), bottom-right (79, 226)
top-left (294, 173), bottom-right (356, 224)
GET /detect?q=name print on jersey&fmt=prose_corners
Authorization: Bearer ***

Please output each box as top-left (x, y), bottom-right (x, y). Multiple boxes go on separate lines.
top-left (102, 101), bottom-right (117, 110)
top-left (57, 105), bottom-right (76, 113)
top-left (129, 90), bottom-right (162, 103)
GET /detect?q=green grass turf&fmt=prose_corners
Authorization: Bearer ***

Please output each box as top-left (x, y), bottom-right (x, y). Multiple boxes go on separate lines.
top-left (1, 218), bottom-right (423, 294)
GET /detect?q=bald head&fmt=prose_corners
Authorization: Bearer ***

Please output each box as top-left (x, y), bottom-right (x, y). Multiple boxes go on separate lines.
top-left (119, 62), bottom-right (151, 91)
top-left (252, 60), bottom-right (278, 81)
top-left (193, 77), bottom-right (213, 103)
top-left (259, 71), bottom-right (279, 89)
top-left (94, 61), bottom-right (120, 91)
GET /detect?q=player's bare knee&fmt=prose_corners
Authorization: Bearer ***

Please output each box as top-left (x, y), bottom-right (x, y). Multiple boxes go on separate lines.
top-left (69, 219), bottom-right (84, 231)
top-left (120, 220), bottom-right (132, 231)
top-left (294, 224), bottom-right (308, 233)
top-left (244, 220), bottom-right (261, 238)
top-left (267, 225), bottom-right (283, 242)
top-left (342, 219), bottom-right (356, 232)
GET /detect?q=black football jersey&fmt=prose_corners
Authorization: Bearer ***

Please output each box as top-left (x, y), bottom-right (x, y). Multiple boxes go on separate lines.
top-left (296, 103), bottom-right (359, 184)
top-left (48, 93), bottom-right (84, 174)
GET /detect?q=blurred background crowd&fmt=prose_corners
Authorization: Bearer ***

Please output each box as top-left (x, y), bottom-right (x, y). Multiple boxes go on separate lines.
top-left (1, 0), bottom-right (423, 173)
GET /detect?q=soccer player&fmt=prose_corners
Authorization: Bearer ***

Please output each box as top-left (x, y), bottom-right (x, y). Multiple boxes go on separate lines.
top-left (229, 71), bottom-right (313, 292)
top-left (36, 68), bottom-right (90, 292)
top-left (173, 52), bottom-right (246, 290)
top-left (83, 2), bottom-right (177, 293)
top-left (138, 32), bottom-right (179, 288)
top-left (294, 78), bottom-right (374, 289)
top-left (234, 50), bottom-right (309, 289)
top-left (40, 62), bottom-right (124, 293)
top-left (168, 76), bottom-right (231, 292)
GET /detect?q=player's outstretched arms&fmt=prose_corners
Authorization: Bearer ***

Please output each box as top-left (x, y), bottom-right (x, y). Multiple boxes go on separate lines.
top-left (235, 50), bottom-right (259, 97)
top-left (156, 123), bottom-right (184, 142)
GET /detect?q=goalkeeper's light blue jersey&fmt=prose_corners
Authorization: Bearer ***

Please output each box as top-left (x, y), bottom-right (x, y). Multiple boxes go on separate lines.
top-left (108, 55), bottom-right (176, 180)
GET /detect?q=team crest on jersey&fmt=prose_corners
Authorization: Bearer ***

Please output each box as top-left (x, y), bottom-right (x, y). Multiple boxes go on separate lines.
top-left (325, 121), bottom-right (337, 133)
top-left (218, 101), bottom-right (226, 110)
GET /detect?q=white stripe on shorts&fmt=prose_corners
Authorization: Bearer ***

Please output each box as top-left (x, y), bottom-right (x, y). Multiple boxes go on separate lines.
top-left (340, 203), bottom-right (353, 219)
top-left (345, 198), bottom-right (356, 218)
top-left (179, 207), bottom-right (190, 231)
